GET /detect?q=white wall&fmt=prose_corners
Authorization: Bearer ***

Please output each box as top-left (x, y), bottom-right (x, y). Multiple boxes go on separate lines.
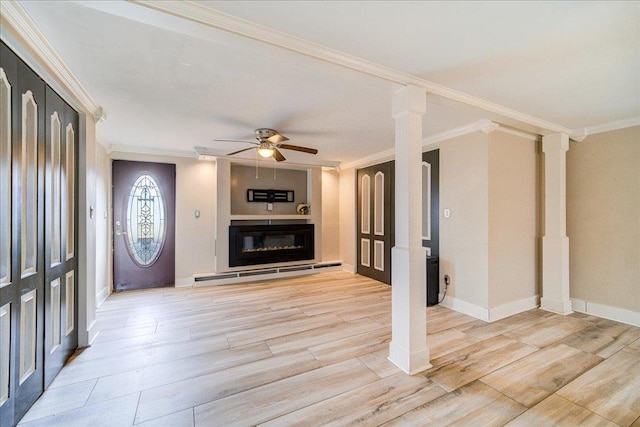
top-left (567, 126), bottom-right (640, 321)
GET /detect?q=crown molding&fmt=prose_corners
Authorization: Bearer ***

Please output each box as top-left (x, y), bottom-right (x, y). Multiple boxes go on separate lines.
top-left (339, 148), bottom-right (396, 171)
top-left (0, 1), bottom-right (104, 120)
top-left (109, 144), bottom-right (196, 159)
top-left (493, 125), bottom-right (540, 142)
top-left (132, 0), bottom-right (576, 138)
top-left (340, 119), bottom-right (540, 170)
top-left (571, 116), bottom-right (640, 141)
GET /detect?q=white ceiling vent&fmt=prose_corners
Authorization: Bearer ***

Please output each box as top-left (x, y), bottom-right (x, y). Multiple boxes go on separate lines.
top-left (194, 146), bottom-right (218, 161)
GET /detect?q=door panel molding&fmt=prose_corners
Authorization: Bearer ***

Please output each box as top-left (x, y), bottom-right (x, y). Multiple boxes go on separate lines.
top-left (18, 290), bottom-right (36, 384)
top-left (374, 171), bottom-right (384, 236)
top-left (64, 123), bottom-right (74, 261)
top-left (0, 302), bottom-right (10, 406)
top-left (64, 271), bottom-right (74, 336)
top-left (0, 68), bottom-right (11, 287)
top-left (360, 238), bottom-right (370, 267)
top-left (360, 174), bottom-right (370, 234)
top-left (20, 91), bottom-right (38, 278)
top-left (374, 240), bottom-right (384, 271)
top-left (357, 161), bottom-right (394, 284)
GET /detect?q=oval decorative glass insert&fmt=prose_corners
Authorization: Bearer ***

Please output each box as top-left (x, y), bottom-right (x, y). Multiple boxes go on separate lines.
top-left (126, 174), bottom-right (166, 266)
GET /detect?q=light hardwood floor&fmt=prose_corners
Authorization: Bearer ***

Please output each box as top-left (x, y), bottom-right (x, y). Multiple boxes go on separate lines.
top-left (19, 271), bottom-right (640, 426)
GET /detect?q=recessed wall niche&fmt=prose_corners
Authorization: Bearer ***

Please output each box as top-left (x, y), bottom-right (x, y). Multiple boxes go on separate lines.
top-left (230, 164), bottom-right (308, 215)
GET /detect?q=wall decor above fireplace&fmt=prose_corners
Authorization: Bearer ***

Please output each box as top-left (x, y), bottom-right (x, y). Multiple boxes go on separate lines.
top-left (247, 189), bottom-right (294, 203)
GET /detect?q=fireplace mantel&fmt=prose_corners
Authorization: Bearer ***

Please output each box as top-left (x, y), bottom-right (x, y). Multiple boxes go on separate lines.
top-left (230, 214), bottom-right (311, 221)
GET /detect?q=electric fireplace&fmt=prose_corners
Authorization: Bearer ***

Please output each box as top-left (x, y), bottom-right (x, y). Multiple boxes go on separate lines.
top-left (229, 224), bottom-right (314, 267)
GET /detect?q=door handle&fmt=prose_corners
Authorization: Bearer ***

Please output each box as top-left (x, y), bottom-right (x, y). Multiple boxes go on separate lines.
top-left (116, 230), bottom-right (127, 236)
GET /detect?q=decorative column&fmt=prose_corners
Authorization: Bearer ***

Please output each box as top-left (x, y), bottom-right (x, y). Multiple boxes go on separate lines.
top-left (388, 85), bottom-right (431, 374)
top-left (541, 133), bottom-right (572, 314)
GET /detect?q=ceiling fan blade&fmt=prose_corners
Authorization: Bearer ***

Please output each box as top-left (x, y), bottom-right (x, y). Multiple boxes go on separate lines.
top-left (215, 139), bottom-right (258, 145)
top-left (267, 134), bottom-right (289, 144)
top-left (227, 147), bottom-right (255, 156)
top-left (273, 148), bottom-right (286, 162)
top-left (278, 144), bottom-right (318, 155)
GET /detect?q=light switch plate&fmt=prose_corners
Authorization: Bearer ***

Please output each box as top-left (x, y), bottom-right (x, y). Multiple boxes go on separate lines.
top-left (444, 208), bottom-right (451, 218)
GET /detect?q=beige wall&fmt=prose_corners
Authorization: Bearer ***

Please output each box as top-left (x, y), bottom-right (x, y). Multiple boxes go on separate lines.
top-left (567, 126), bottom-right (640, 314)
top-left (109, 152), bottom-right (217, 285)
top-left (339, 167), bottom-right (356, 272)
top-left (78, 113), bottom-right (98, 346)
top-left (322, 169), bottom-right (341, 262)
top-left (95, 143), bottom-right (110, 306)
top-left (488, 132), bottom-right (539, 308)
top-left (230, 164), bottom-right (308, 215)
top-left (439, 133), bottom-right (490, 309)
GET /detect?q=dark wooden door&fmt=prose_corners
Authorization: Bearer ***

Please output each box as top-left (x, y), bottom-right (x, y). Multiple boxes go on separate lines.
top-left (1, 42), bottom-right (46, 426)
top-left (43, 86), bottom-right (78, 388)
top-left (422, 149), bottom-right (440, 256)
top-left (1, 40), bottom-right (79, 427)
top-left (357, 161), bottom-right (394, 284)
top-left (112, 160), bottom-right (176, 291)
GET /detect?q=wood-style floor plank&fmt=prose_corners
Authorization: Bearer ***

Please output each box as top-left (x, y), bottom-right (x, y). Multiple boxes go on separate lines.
top-left (505, 394), bottom-right (618, 427)
top-left (423, 335), bottom-right (538, 392)
top-left (384, 380), bottom-right (526, 426)
top-left (194, 358), bottom-right (379, 426)
top-left (556, 347), bottom-right (640, 426)
top-left (259, 372), bottom-right (446, 426)
top-left (19, 271), bottom-right (640, 427)
top-left (480, 343), bottom-right (603, 407)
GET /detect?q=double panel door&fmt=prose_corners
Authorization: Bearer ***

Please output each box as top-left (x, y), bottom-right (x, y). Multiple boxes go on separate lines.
top-left (357, 161), bottom-right (394, 284)
top-left (0, 41), bottom-right (78, 427)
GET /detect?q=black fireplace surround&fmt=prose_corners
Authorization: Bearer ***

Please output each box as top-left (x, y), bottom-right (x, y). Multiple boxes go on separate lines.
top-left (229, 224), bottom-right (314, 267)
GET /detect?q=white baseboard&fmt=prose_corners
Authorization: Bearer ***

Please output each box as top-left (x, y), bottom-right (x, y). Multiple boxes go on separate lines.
top-left (96, 287), bottom-right (109, 308)
top-left (175, 276), bottom-right (195, 287)
top-left (439, 295), bottom-right (490, 322)
top-left (439, 294), bottom-right (540, 323)
top-left (193, 262), bottom-right (343, 287)
top-left (489, 295), bottom-right (540, 322)
top-left (342, 263), bottom-right (356, 273)
top-left (571, 298), bottom-right (640, 327)
top-left (541, 297), bottom-right (573, 315)
top-left (87, 319), bottom-right (99, 346)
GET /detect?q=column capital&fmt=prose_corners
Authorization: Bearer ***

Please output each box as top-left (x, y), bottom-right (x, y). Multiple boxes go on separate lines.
top-left (392, 85), bottom-right (426, 118)
top-left (542, 132), bottom-right (570, 153)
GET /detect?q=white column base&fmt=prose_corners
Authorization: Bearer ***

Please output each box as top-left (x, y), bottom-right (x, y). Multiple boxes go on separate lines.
top-left (388, 246), bottom-right (431, 375)
top-left (540, 296), bottom-right (573, 315)
top-left (388, 341), bottom-right (432, 375)
top-left (542, 235), bottom-right (571, 315)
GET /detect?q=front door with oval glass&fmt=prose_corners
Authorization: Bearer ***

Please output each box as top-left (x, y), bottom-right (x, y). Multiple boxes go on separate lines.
top-left (112, 161), bottom-right (176, 291)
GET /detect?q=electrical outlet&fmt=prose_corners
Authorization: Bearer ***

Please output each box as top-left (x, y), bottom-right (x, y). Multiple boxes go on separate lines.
top-left (444, 275), bottom-right (450, 286)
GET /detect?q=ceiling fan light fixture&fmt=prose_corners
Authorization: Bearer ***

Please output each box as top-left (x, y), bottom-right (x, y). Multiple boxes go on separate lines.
top-left (257, 142), bottom-right (275, 158)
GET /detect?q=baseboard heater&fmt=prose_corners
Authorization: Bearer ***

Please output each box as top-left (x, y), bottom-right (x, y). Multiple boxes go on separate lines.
top-left (194, 262), bottom-right (343, 284)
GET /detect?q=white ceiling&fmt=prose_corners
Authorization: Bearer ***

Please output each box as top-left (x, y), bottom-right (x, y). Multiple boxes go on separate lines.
top-left (15, 0), bottom-right (640, 166)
